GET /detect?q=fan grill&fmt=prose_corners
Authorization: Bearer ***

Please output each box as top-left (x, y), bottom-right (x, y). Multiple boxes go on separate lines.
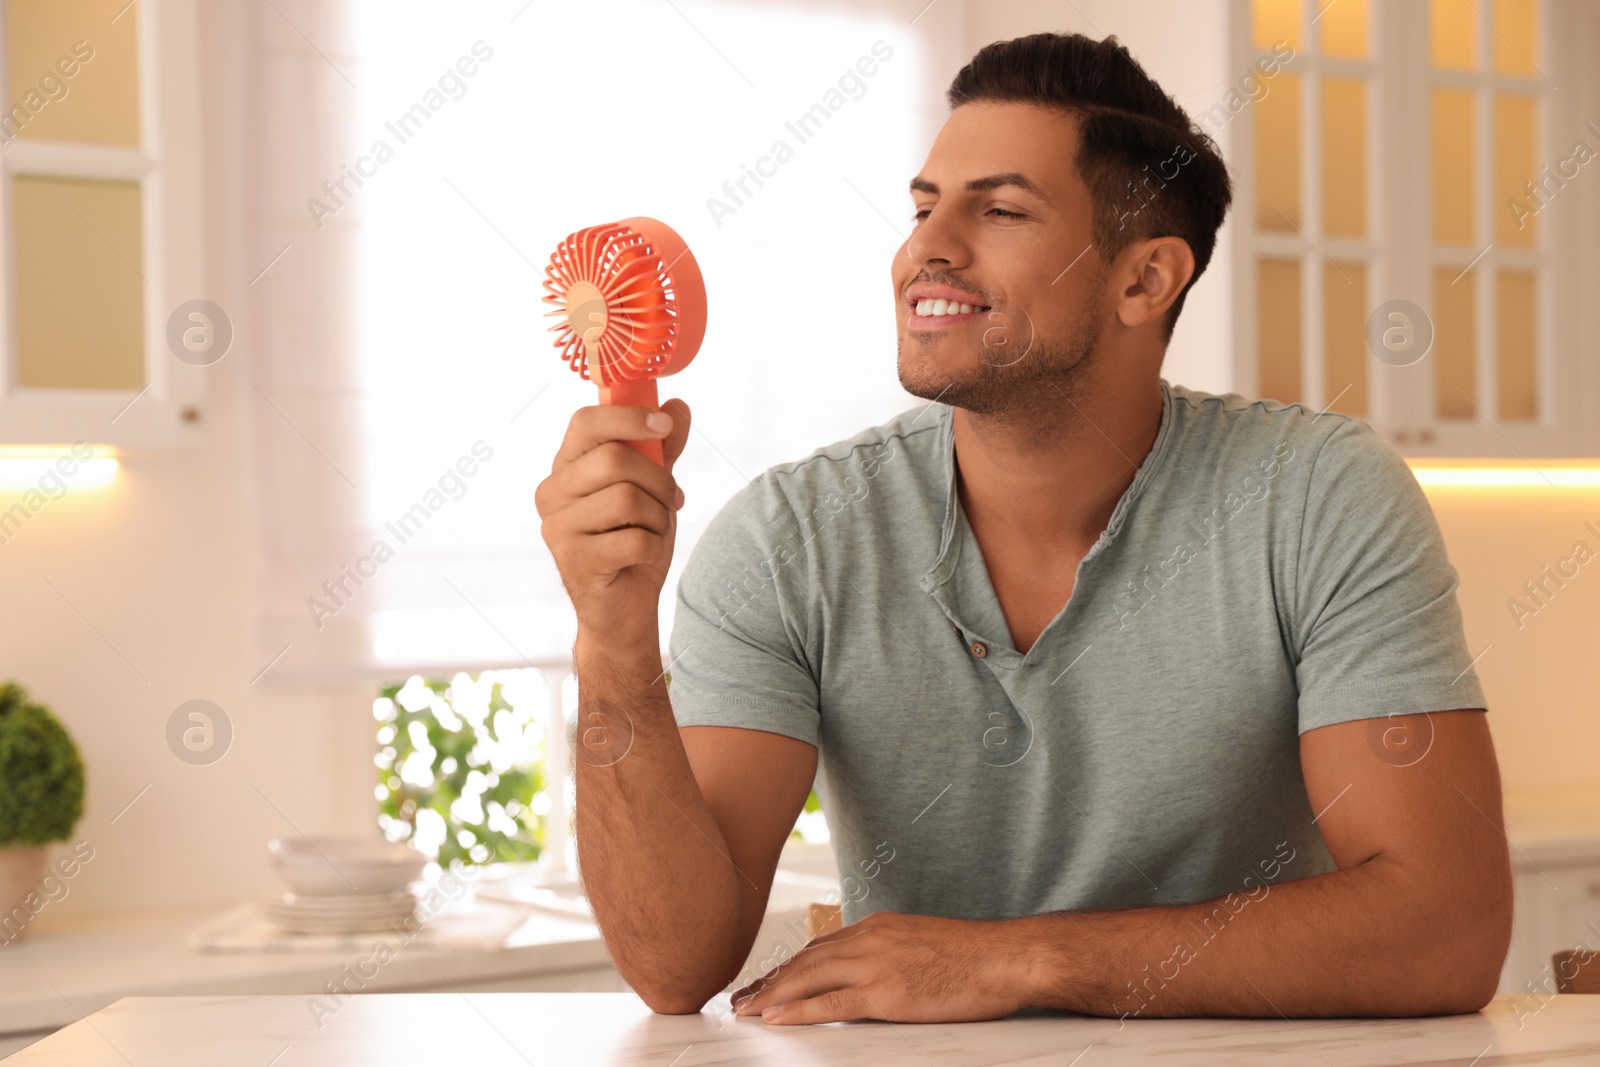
top-left (541, 221), bottom-right (682, 386)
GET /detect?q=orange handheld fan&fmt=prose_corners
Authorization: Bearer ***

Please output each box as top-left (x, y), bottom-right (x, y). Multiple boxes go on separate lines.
top-left (541, 216), bottom-right (706, 465)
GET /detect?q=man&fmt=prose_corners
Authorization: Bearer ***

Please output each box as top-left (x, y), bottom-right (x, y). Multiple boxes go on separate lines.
top-left (535, 32), bottom-right (1511, 1025)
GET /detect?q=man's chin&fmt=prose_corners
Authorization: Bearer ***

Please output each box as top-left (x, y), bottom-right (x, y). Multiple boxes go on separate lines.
top-left (897, 364), bottom-right (984, 410)
top-left (895, 355), bottom-right (953, 404)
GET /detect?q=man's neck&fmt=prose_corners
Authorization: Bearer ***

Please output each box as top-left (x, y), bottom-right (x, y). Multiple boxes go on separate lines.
top-left (952, 374), bottom-right (1165, 561)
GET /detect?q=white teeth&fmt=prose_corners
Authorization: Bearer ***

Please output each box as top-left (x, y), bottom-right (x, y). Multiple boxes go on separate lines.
top-left (914, 298), bottom-right (983, 317)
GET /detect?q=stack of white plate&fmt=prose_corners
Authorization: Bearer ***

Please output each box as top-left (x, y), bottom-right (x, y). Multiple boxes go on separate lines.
top-left (257, 836), bottom-right (429, 935)
top-left (257, 890), bottom-right (419, 934)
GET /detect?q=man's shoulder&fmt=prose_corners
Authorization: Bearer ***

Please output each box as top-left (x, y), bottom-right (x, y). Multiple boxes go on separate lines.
top-left (1164, 381), bottom-right (1393, 479)
top-left (1167, 380), bottom-right (1361, 438)
top-left (1159, 381), bottom-right (1428, 547)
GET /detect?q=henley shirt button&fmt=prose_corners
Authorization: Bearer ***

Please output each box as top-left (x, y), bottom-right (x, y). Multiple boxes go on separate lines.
top-left (970, 641), bottom-right (988, 658)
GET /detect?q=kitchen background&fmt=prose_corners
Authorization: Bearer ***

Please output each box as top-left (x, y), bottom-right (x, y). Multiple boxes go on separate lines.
top-left (1, 0), bottom-right (1596, 1052)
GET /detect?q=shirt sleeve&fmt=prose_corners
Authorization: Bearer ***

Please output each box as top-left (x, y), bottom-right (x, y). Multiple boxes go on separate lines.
top-left (665, 478), bottom-right (822, 747)
top-left (1291, 418), bottom-right (1487, 733)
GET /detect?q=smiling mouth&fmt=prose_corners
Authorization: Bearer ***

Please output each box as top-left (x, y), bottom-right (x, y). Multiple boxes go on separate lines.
top-left (908, 297), bottom-right (992, 327)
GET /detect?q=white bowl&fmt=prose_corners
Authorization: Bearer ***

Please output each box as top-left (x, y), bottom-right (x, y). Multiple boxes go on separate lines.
top-left (267, 836), bottom-right (427, 896)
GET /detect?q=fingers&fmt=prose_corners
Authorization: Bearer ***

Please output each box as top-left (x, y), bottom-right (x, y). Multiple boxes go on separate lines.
top-left (542, 519), bottom-right (670, 575)
top-left (586, 526), bottom-right (672, 573)
top-left (737, 968), bottom-right (875, 1025)
top-left (540, 482), bottom-right (673, 559)
top-left (732, 932), bottom-right (870, 1012)
top-left (659, 397), bottom-right (693, 470)
top-left (536, 401), bottom-right (690, 612)
top-left (732, 925), bottom-right (873, 1000)
top-left (553, 405), bottom-right (675, 470)
top-left (573, 480), bottom-right (674, 537)
top-left (539, 441), bottom-right (682, 520)
top-left (764, 986), bottom-right (875, 1025)
top-left (542, 402), bottom-right (691, 517)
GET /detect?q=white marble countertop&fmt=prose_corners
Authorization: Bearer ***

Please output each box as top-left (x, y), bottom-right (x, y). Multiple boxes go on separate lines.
top-left (5, 992), bottom-right (1599, 1065)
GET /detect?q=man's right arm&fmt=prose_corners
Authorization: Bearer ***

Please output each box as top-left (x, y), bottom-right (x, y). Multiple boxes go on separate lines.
top-left (573, 634), bottom-right (816, 1012)
top-left (537, 401), bottom-right (817, 1013)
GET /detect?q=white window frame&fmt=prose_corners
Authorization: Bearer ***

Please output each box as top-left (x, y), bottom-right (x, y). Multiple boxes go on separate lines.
top-left (1229, 0), bottom-right (1595, 457)
top-left (0, 0), bottom-right (208, 449)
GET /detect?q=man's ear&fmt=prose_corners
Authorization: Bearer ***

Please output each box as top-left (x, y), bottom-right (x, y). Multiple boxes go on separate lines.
top-left (1115, 237), bottom-right (1195, 330)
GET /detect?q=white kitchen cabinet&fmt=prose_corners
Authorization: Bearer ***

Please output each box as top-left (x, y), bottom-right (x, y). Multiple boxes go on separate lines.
top-left (1501, 787), bottom-right (1600, 996)
top-left (0, 0), bottom-right (211, 450)
top-left (1228, 0), bottom-right (1600, 457)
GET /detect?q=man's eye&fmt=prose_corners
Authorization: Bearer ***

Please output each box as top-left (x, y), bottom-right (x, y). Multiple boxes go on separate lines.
top-left (910, 206), bottom-right (1026, 222)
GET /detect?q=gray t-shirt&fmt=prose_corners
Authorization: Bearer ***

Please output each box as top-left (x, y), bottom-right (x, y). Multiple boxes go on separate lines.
top-left (666, 380), bottom-right (1486, 926)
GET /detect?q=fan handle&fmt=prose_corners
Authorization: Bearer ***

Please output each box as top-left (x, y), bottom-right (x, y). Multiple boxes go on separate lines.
top-left (599, 375), bottom-right (664, 465)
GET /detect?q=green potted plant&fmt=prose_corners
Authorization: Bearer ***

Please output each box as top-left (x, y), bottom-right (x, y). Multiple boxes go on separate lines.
top-left (0, 683), bottom-right (85, 941)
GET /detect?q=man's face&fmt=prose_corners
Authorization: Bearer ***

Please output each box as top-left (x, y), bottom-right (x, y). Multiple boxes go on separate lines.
top-left (893, 102), bottom-right (1110, 414)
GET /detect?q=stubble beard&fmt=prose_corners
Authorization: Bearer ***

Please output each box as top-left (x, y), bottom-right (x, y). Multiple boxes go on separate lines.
top-left (897, 288), bottom-right (1105, 438)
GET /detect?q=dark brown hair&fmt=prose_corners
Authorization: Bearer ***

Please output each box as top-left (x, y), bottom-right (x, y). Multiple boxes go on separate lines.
top-left (947, 33), bottom-right (1232, 339)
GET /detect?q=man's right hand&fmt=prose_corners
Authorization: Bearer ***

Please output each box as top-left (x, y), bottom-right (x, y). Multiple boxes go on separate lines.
top-left (536, 398), bottom-right (693, 651)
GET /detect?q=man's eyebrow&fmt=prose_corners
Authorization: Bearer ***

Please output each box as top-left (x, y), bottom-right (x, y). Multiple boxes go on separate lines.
top-left (908, 173), bottom-right (1048, 200)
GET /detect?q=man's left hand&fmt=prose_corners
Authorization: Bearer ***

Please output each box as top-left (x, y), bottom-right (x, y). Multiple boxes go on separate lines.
top-left (731, 912), bottom-right (1036, 1024)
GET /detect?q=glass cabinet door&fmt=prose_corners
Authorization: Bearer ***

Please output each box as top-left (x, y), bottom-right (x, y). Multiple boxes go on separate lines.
top-left (1239, 0), bottom-right (1581, 456)
top-left (6, 0), bottom-right (146, 394)
top-left (0, 0), bottom-right (208, 448)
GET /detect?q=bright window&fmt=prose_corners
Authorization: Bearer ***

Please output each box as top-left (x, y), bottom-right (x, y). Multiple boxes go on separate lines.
top-left (332, 0), bottom-right (942, 674)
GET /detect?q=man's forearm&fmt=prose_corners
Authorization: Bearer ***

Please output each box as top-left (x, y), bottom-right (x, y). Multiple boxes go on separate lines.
top-left (1008, 846), bottom-right (1510, 1021)
top-left (573, 630), bottom-right (744, 1013)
